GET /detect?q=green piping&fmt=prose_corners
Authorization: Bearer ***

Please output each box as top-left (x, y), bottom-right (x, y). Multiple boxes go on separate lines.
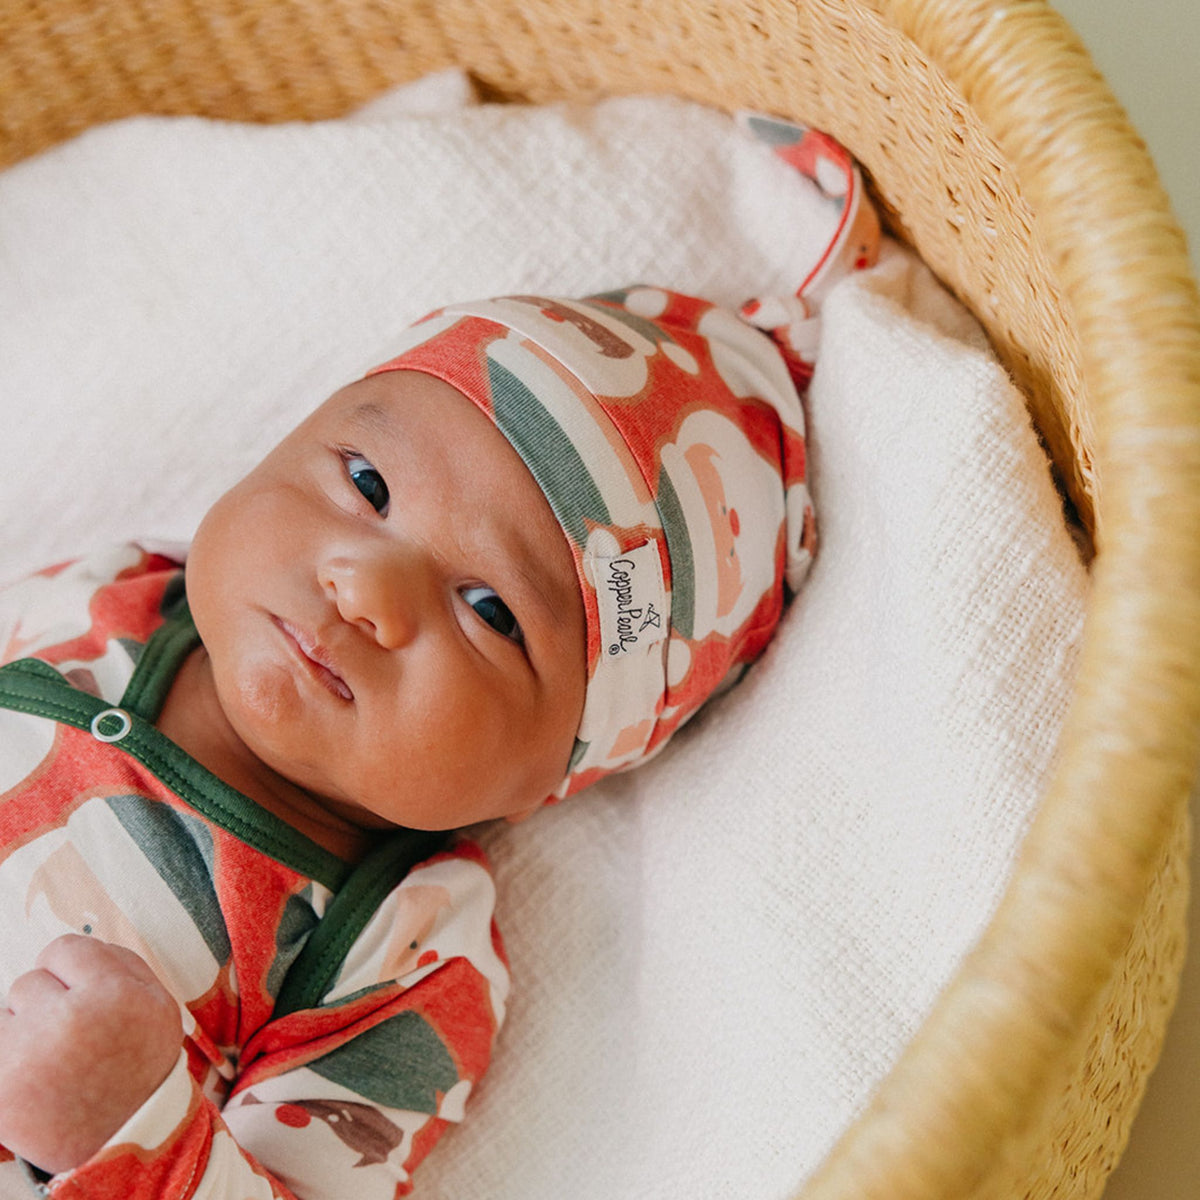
top-left (0, 597), bottom-right (450, 1011)
top-left (273, 827), bottom-right (449, 1016)
top-left (0, 657), bottom-right (350, 890)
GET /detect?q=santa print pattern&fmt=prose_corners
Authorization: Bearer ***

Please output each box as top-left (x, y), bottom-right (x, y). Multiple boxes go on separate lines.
top-left (0, 545), bottom-right (508, 1199)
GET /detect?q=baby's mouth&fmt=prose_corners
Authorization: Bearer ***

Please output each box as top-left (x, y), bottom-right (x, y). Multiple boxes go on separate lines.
top-left (274, 617), bottom-right (354, 701)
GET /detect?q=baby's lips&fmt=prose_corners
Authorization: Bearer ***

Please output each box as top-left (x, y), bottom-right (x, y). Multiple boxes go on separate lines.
top-left (274, 615), bottom-right (355, 700)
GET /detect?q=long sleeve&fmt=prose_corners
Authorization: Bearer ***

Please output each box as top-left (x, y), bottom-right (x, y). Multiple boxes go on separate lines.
top-left (45, 847), bottom-right (508, 1200)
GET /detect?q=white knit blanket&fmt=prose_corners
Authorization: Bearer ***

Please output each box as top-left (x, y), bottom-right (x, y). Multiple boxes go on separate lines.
top-left (0, 71), bottom-right (1087, 1198)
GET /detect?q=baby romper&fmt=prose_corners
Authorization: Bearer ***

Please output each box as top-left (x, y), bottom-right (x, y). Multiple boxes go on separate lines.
top-left (0, 544), bottom-right (508, 1199)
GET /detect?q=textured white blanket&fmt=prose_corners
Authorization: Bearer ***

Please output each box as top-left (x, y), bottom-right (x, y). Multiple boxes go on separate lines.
top-left (0, 72), bottom-right (1086, 1198)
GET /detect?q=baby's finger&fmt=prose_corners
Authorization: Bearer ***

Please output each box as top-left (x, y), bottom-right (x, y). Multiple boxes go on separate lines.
top-left (2, 966), bottom-right (68, 1015)
top-left (34, 932), bottom-right (105, 979)
top-left (35, 932), bottom-right (158, 986)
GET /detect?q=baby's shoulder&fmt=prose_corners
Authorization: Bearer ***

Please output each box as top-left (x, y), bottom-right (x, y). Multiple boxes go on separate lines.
top-left (325, 839), bottom-right (511, 1019)
top-left (0, 540), bottom-right (186, 671)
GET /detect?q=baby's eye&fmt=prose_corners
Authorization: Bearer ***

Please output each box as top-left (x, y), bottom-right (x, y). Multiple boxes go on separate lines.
top-left (461, 585), bottom-right (524, 645)
top-left (343, 452), bottom-right (390, 516)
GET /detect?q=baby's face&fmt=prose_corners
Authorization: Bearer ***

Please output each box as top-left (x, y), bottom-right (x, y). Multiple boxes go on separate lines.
top-left (185, 370), bottom-right (587, 830)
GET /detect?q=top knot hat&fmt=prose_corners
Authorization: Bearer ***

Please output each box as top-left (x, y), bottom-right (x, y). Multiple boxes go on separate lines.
top-left (367, 285), bottom-right (822, 799)
top-left (365, 113), bottom-right (879, 801)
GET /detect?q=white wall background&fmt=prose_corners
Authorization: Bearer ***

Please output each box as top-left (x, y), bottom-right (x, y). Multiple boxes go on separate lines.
top-left (1047, 3), bottom-right (1199, 1197)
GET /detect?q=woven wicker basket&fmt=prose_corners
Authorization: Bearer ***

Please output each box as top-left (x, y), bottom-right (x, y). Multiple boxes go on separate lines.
top-left (4, 2), bottom-right (1199, 1197)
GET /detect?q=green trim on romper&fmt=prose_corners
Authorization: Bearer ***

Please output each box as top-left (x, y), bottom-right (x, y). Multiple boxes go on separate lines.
top-left (0, 596), bottom-right (448, 1012)
top-left (272, 826), bottom-right (448, 1018)
top-left (0, 655), bottom-right (350, 890)
top-left (119, 578), bottom-right (197, 720)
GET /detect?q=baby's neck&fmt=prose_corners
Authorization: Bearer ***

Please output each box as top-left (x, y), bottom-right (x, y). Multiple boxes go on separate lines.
top-left (156, 647), bottom-right (374, 862)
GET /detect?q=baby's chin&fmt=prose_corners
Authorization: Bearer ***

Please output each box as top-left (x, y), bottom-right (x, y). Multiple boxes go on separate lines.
top-left (254, 759), bottom-right (498, 834)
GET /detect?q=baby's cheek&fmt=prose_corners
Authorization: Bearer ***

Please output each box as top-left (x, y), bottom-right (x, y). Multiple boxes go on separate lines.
top-left (221, 652), bottom-right (294, 726)
top-left (217, 656), bottom-right (329, 782)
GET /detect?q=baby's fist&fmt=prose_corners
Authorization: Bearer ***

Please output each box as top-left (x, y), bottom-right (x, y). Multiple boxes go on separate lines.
top-left (0, 934), bottom-right (182, 1174)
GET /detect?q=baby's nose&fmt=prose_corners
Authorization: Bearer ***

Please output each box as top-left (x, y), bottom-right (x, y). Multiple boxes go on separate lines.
top-left (319, 549), bottom-right (425, 649)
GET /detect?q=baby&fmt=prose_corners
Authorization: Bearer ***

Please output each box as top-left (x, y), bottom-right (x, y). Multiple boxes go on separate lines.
top-left (0, 266), bottom-right (866, 1193)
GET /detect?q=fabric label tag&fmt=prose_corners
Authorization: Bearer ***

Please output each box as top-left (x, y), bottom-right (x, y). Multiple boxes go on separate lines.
top-left (589, 540), bottom-right (669, 659)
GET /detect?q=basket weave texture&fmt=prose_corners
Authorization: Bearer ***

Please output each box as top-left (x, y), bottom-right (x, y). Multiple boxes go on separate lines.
top-left (4, 2), bottom-right (1200, 1197)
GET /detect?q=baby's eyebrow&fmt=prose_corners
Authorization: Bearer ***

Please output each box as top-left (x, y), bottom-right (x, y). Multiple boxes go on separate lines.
top-left (346, 400), bottom-right (396, 443)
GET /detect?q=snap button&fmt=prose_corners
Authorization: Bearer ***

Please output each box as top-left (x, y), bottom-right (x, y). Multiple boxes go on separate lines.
top-left (90, 707), bottom-right (133, 743)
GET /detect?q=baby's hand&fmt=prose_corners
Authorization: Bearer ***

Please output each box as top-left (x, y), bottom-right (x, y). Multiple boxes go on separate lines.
top-left (0, 934), bottom-right (181, 1174)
